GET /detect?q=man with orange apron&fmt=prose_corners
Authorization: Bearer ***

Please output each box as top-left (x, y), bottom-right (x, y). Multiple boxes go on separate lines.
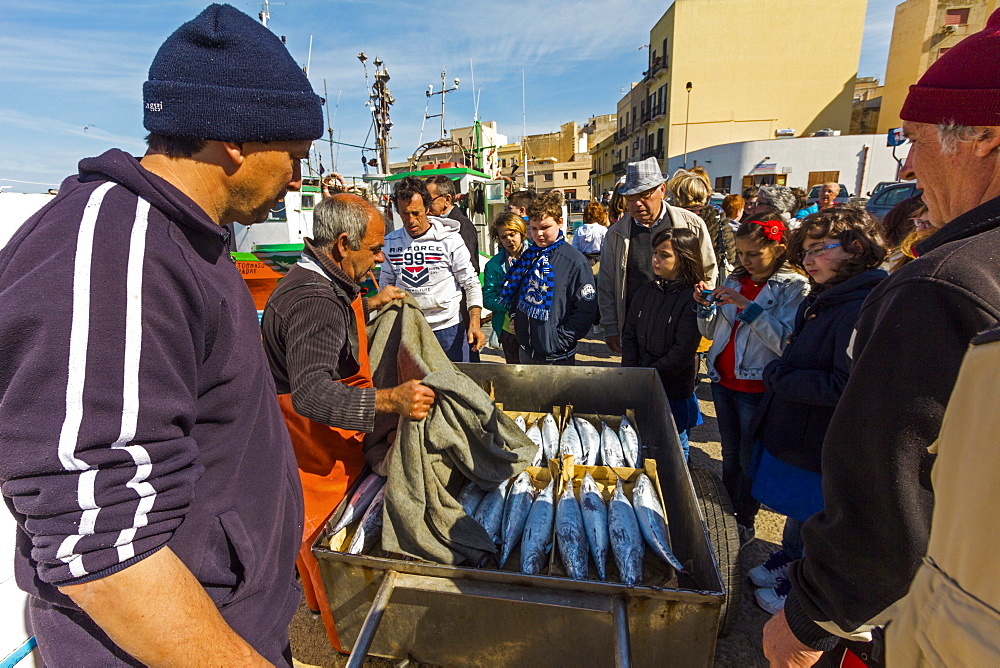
top-left (261, 195), bottom-right (435, 651)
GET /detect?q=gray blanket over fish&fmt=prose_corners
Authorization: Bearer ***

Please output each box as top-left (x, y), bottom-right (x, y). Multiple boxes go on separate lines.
top-left (364, 296), bottom-right (535, 565)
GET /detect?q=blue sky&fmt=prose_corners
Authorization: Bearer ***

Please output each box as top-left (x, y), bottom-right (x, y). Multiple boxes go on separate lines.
top-left (1, 0), bottom-right (896, 192)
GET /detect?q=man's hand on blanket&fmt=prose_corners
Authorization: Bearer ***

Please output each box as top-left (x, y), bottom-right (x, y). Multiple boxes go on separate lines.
top-left (377, 379), bottom-right (437, 420)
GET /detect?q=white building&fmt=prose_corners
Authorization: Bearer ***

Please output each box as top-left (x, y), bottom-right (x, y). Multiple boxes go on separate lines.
top-left (665, 134), bottom-right (908, 197)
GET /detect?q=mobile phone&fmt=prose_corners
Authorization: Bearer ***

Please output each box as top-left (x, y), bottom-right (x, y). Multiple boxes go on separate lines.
top-left (700, 289), bottom-right (715, 302)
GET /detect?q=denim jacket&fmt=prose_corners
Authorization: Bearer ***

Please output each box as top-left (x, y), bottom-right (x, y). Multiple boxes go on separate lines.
top-left (697, 264), bottom-right (809, 382)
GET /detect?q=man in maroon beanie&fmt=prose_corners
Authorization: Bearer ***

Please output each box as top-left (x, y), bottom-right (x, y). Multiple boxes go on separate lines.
top-left (764, 9), bottom-right (1000, 666)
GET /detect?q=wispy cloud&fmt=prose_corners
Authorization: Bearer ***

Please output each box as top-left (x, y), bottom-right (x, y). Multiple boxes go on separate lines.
top-left (0, 109), bottom-right (140, 147)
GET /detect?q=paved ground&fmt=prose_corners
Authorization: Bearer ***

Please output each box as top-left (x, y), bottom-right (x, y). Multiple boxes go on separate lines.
top-left (290, 330), bottom-right (783, 667)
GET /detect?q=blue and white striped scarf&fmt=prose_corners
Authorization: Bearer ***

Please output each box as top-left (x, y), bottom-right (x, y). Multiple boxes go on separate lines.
top-left (498, 233), bottom-right (566, 321)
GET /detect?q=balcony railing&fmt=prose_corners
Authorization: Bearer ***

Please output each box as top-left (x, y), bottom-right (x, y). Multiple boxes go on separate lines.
top-left (641, 147), bottom-right (664, 160)
top-left (652, 101), bottom-right (666, 119)
top-left (612, 161), bottom-right (626, 176)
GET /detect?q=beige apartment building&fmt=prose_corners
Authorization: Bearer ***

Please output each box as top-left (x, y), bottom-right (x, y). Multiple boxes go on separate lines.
top-left (614, 0), bottom-right (867, 184)
top-left (878, 0), bottom-right (998, 133)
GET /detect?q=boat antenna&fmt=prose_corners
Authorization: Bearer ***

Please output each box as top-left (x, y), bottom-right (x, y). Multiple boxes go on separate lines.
top-left (522, 69), bottom-right (529, 187)
top-left (305, 35), bottom-right (313, 77)
top-left (255, 0), bottom-right (284, 27)
top-left (470, 58), bottom-right (478, 122)
top-left (425, 69), bottom-right (460, 140)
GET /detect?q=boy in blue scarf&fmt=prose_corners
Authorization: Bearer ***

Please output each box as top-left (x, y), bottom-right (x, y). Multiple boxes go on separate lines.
top-left (499, 191), bottom-right (597, 364)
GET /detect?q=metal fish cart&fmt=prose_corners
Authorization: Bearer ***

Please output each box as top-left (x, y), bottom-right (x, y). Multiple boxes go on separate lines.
top-left (313, 364), bottom-right (732, 667)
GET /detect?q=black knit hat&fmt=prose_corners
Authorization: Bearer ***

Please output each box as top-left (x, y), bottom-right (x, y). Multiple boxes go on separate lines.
top-left (143, 3), bottom-right (324, 142)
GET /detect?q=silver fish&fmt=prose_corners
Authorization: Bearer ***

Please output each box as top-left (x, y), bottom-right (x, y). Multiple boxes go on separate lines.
top-left (559, 421), bottom-right (584, 463)
top-left (499, 471), bottom-right (536, 567)
top-left (601, 422), bottom-right (627, 468)
top-left (556, 480), bottom-right (589, 580)
top-left (473, 480), bottom-right (510, 545)
top-left (526, 424), bottom-right (544, 467)
top-left (541, 414), bottom-right (560, 462)
top-left (575, 417), bottom-right (601, 466)
top-left (347, 485), bottom-right (385, 555)
top-left (515, 415), bottom-right (527, 432)
top-left (579, 472), bottom-right (609, 581)
top-left (520, 477), bottom-right (556, 575)
top-left (458, 479), bottom-right (487, 517)
top-left (608, 477), bottom-right (644, 586)
top-left (330, 473), bottom-right (386, 535)
top-left (619, 416), bottom-right (641, 469)
top-left (632, 473), bottom-right (685, 573)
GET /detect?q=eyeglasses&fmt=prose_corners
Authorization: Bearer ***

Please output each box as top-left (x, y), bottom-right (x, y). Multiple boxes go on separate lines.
top-left (624, 188), bottom-right (660, 204)
top-left (799, 242), bottom-right (842, 262)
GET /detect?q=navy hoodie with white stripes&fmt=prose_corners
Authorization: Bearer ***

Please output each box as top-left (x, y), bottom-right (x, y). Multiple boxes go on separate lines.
top-left (0, 149), bottom-right (303, 665)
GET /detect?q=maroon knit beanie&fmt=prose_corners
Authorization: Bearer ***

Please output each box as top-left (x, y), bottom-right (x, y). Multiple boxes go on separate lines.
top-left (900, 8), bottom-right (1000, 126)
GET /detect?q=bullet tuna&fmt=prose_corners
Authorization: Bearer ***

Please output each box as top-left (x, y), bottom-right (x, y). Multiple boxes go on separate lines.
top-left (330, 473), bottom-right (386, 535)
top-left (526, 424), bottom-right (544, 467)
top-left (601, 422), bottom-right (627, 468)
top-left (499, 471), bottom-right (536, 567)
top-left (515, 415), bottom-right (527, 432)
top-left (347, 485), bottom-right (385, 555)
top-left (541, 414), bottom-right (560, 462)
top-left (521, 477), bottom-right (556, 575)
top-left (458, 479), bottom-right (487, 517)
top-left (559, 421), bottom-right (584, 463)
top-left (632, 473), bottom-right (685, 573)
top-left (619, 416), bottom-right (641, 469)
top-left (556, 479), bottom-right (589, 580)
top-left (579, 472), bottom-right (609, 581)
top-left (575, 417), bottom-right (601, 466)
top-left (608, 477), bottom-right (644, 586)
top-left (474, 480), bottom-right (510, 546)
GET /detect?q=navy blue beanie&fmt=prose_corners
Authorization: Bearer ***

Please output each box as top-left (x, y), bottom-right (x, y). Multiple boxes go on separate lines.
top-left (143, 3), bottom-right (324, 142)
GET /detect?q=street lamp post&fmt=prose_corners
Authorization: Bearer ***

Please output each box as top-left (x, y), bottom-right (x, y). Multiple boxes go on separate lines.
top-left (683, 81), bottom-right (693, 169)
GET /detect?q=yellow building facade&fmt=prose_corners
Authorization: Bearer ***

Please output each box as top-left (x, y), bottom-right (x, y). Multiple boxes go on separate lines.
top-left (878, 0), bottom-right (998, 133)
top-left (617, 0), bottom-right (867, 173)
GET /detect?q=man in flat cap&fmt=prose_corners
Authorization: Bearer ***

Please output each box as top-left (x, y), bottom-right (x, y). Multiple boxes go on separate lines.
top-left (0, 4), bottom-right (323, 665)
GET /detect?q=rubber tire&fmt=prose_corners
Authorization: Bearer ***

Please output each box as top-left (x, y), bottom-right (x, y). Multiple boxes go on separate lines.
top-left (691, 467), bottom-right (742, 638)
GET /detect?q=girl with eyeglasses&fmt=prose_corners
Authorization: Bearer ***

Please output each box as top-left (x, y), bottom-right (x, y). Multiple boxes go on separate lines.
top-left (693, 212), bottom-right (809, 549)
top-left (745, 206), bottom-right (887, 614)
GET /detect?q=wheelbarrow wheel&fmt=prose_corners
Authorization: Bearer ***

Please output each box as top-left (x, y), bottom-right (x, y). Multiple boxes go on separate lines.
top-left (691, 467), bottom-right (742, 638)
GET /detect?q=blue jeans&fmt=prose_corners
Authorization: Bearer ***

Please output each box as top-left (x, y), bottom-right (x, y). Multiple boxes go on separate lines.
top-left (434, 323), bottom-right (470, 363)
top-left (782, 516), bottom-right (805, 560)
top-left (678, 429), bottom-right (690, 462)
top-left (710, 383), bottom-right (763, 528)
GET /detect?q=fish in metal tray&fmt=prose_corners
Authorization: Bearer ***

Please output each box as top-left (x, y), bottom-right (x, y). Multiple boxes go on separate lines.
top-left (601, 422), bottom-right (627, 468)
top-left (579, 472), bottom-right (609, 581)
top-left (574, 417), bottom-right (601, 466)
top-left (514, 415), bottom-right (526, 432)
top-left (330, 472), bottom-right (386, 535)
top-left (473, 479), bottom-right (510, 545)
top-left (526, 423), bottom-right (544, 467)
top-left (520, 477), bottom-right (556, 575)
top-left (618, 416), bottom-right (641, 469)
top-left (499, 471), bottom-right (536, 567)
top-left (540, 413), bottom-right (560, 462)
top-left (458, 479), bottom-right (487, 517)
top-left (559, 421), bottom-right (584, 463)
top-left (556, 479), bottom-right (589, 580)
top-left (346, 485), bottom-right (386, 555)
top-left (632, 473), bottom-right (685, 573)
top-left (608, 477), bottom-right (644, 586)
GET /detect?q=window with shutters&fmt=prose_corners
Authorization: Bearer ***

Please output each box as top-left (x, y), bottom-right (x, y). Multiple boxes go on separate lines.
top-left (945, 8), bottom-right (969, 25)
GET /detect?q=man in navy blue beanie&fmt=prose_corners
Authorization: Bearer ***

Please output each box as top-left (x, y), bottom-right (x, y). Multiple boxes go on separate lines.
top-left (0, 4), bottom-right (322, 666)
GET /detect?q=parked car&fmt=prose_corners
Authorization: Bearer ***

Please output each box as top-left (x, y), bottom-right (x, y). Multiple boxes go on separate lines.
top-left (865, 182), bottom-right (921, 221)
top-left (806, 183), bottom-right (851, 205)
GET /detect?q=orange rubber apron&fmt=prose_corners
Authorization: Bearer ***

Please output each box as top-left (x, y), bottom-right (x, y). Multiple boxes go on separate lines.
top-left (277, 294), bottom-right (370, 652)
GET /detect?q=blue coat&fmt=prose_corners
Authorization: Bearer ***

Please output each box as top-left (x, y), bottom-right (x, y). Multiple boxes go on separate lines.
top-left (753, 268), bottom-right (887, 474)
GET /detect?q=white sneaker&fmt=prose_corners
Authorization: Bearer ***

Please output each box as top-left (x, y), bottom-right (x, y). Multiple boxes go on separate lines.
top-left (755, 577), bottom-right (792, 615)
top-left (749, 549), bottom-right (793, 588)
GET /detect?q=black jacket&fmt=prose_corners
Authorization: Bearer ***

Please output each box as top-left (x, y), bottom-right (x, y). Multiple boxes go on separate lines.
top-left (785, 195), bottom-right (1000, 650)
top-left (447, 205), bottom-right (480, 273)
top-left (754, 269), bottom-right (886, 474)
top-left (513, 243), bottom-right (597, 360)
top-left (621, 278), bottom-right (701, 399)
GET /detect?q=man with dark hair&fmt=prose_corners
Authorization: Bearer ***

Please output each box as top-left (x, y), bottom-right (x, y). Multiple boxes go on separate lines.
top-left (0, 5), bottom-right (323, 665)
top-left (764, 11), bottom-right (1000, 665)
top-left (262, 194), bottom-right (434, 650)
top-left (382, 176), bottom-right (485, 362)
top-left (506, 189), bottom-right (537, 219)
top-left (426, 174), bottom-right (480, 273)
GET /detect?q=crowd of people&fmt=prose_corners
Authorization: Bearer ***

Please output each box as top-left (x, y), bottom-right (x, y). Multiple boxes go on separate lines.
top-left (1, 2), bottom-right (999, 666)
